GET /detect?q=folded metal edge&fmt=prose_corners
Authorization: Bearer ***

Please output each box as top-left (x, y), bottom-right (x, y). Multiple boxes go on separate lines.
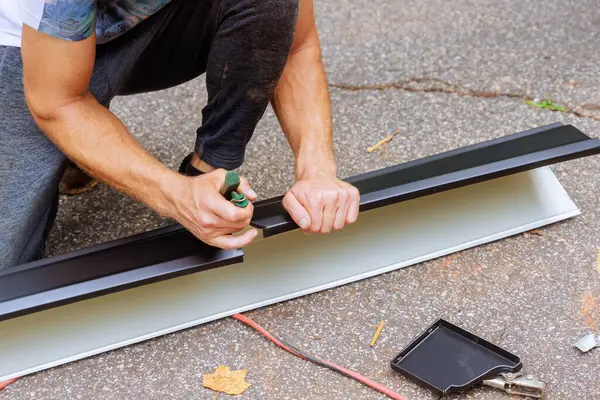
top-left (251, 123), bottom-right (600, 237)
top-left (0, 224), bottom-right (243, 321)
top-left (0, 222), bottom-right (243, 300)
top-left (0, 250), bottom-right (243, 321)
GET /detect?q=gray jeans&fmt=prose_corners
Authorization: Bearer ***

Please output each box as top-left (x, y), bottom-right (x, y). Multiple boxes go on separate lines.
top-left (0, 0), bottom-right (298, 270)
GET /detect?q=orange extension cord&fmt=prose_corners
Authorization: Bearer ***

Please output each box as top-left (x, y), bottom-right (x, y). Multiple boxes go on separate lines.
top-left (0, 378), bottom-right (18, 390)
top-left (0, 315), bottom-right (409, 400)
top-left (231, 314), bottom-right (409, 400)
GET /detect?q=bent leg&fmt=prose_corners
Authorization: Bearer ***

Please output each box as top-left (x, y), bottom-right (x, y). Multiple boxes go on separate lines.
top-left (0, 45), bottom-right (113, 270)
top-left (0, 46), bottom-right (65, 269)
top-left (101, 0), bottom-right (299, 170)
top-left (198, 0), bottom-right (300, 169)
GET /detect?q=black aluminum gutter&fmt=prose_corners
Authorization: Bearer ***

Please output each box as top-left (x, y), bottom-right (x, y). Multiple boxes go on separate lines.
top-left (1, 122), bottom-right (598, 321)
top-left (251, 123), bottom-right (600, 237)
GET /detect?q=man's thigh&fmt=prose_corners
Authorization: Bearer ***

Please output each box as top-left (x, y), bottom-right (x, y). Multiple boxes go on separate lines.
top-left (0, 45), bottom-right (65, 269)
top-left (0, 42), bottom-right (114, 270)
top-left (97, 0), bottom-right (221, 96)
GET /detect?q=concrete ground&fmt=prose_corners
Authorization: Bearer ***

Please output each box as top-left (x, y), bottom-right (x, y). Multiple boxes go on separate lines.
top-left (2, 0), bottom-right (600, 399)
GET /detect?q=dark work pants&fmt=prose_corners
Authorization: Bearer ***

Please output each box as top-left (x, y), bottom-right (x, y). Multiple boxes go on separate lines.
top-left (0, 0), bottom-right (299, 269)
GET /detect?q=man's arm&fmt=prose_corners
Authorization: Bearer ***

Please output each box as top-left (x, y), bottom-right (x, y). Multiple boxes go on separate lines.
top-left (21, 25), bottom-right (257, 249)
top-left (272, 0), bottom-right (360, 233)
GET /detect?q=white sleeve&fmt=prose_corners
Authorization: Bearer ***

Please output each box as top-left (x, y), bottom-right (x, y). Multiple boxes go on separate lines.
top-left (20, 0), bottom-right (45, 30)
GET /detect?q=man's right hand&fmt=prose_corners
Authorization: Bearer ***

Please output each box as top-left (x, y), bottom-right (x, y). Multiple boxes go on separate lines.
top-left (168, 169), bottom-right (258, 250)
top-left (21, 27), bottom-right (257, 250)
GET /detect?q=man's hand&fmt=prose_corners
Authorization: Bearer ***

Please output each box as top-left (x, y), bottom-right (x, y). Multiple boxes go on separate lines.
top-left (22, 27), bottom-right (258, 251)
top-left (283, 171), bottom-right (360, 234)
top-left (271, 0), bottom-right (360, 233)
top-left (169, 169), bottom-right (258, 249)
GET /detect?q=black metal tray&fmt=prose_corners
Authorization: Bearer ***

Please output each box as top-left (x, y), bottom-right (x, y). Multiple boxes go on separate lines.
top-left (391, 319), bottom-right (522, 396)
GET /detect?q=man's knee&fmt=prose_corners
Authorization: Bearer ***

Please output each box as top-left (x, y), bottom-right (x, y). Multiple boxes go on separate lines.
top-left (247, 0), bottom-right (300, 50)
top-left (268, 0), bottom-right (300, 36)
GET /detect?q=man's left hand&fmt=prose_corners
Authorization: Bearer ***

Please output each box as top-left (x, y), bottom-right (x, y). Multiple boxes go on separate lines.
top-left (282, 172), bottom-right (360, 234)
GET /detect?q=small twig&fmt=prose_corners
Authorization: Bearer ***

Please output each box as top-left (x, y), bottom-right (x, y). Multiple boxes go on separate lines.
top-left (370, 320), bottom-right (385, 347)
top-left (368, 129), bottom-right (401, 153)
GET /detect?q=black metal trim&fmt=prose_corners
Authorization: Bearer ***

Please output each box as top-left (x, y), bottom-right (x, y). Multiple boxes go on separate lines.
top-left (1, 123), bottom-right (598, 321)
top-left (0, 225), bottom-right (242, 321)
top-left (251, 123), bottom-right (600, 237)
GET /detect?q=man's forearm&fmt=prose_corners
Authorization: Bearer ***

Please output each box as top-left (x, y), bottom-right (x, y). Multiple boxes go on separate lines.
top-left (30, 92), bottom-right (183, 216)
top-left (272, 44), bottom-right (336, 179)
top-left (273, 37), bottom-right (360, 234)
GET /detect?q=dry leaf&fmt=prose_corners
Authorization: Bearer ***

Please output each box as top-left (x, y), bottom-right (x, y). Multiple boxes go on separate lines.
top-left (203, 365), bottom-right (251, 395)
top-left (529, 229), bottom-right (543, 236)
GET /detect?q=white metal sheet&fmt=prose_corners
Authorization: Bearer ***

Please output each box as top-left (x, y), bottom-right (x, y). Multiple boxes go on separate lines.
top-left (0, 167), bottom-right (580, 381)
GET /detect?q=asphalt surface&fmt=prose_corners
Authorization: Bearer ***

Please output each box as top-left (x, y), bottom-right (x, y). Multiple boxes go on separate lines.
top-left (2, 0), bottom-right (600, 399)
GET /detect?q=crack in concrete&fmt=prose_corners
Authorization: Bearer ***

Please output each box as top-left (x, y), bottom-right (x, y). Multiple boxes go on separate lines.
top-left (495, 324), bottom-right (509, 343)
top-left (329, 77), bottom-right (600, 122)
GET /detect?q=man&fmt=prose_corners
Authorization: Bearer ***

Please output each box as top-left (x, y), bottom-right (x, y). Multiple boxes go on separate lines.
top-left (0, 0), bottom-right (360, 270)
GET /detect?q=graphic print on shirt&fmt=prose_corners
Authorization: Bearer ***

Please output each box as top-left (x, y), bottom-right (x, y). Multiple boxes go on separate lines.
top-left (0, 0), bottom-right (173, 46)
top-left (36, 0), bottom-right (95, 41)
top-left (95, 0), bottom-right (172, 43)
